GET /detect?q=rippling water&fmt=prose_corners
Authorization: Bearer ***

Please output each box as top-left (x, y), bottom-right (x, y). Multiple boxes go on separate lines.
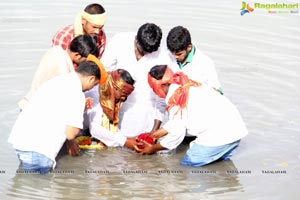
top-left (0, 0), bottom-right (299, 199)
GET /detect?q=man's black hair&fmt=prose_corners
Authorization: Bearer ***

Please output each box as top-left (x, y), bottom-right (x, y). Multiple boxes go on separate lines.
top-left (118, 69), bottom-right (135, 85)
top-left (149, 65), bottom-right (167, 80)
top-left (137, 23), bottom-right (162, 54)
top-left (69, 34), bottom-right (99, 57)
top-left (167, 26), bottom-right (191, 52)
top-left (75, 61), bottom-right (100, 80)
top-left (84, 3), bottom-right (105, 14)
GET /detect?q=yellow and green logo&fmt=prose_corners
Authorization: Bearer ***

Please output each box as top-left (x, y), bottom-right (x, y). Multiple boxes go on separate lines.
top-left (240, 2), bottom-right (254, 15)
top-left (241, 1), bottom-right (299, 15)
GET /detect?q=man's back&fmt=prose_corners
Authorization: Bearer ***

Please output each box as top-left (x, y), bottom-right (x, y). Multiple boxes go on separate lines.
top-left (18, 46), bottom-right (73, 110)
top-left (101, 32), bottom-right (136, 71)
top-left (176, 84), bottom-right (248, 146)
top-left (102, 32), bottom-right (174, 136)
top-left (9, 72), bottom-right (85, 161)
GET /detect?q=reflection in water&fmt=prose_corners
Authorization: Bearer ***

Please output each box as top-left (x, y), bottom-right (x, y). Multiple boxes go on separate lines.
top-left (7, 145), bottom-right (243, 199)
top-left (186, 161), bottom-right (242, 195)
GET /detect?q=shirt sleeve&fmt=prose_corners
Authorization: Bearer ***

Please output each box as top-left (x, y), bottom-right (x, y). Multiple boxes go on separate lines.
top-left (159, 107), bottom-right (186, 150)
top-left (83, 87), bottom-right (126, 146)
top-left (154, 95), bottom-right (167, 121)
top-left (85, 103), bottom-right (127, 147)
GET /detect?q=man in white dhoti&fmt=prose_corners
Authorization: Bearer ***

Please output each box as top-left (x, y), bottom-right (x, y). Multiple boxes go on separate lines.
top-left (101, 23), bottom-right (176, 137)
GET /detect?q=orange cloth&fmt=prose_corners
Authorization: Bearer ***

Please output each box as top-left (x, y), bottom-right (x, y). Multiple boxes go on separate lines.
top-left (148, 66), bottom-right (201, 113)
top-left (99, 70), bottom-right (134, 127)
top-left (167, 72), bottom-right (201, 112)
top-left (148, 67), bottom-right (174, 98)
top-left (86, 54), bottom-right (108, 84)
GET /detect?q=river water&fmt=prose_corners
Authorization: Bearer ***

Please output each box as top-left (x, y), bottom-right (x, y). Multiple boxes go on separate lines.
top-left (0, 0), bottom-right (299, 199)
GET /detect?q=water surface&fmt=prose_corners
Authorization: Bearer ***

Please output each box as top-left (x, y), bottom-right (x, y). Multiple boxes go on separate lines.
top-left (0, 0), bottom-right (299, 199)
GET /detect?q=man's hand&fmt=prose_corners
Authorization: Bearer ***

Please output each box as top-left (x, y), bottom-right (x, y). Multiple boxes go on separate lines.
top-left (85, 97), bottom-right (93, 110)
top-left (149, 119), bottom-right (162, 134)
top-left (150, 128), bottom-right (168, 141)
top-left (134, 140), bottom-right (165, 155)
top-left (66, 139), bottom-right (80, 156)
top-left (124, 137), bottom-right (140, 150)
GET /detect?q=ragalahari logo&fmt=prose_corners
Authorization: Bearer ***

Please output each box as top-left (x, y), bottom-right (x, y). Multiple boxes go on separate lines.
top-left (240, 2), bottom-right (254, 15)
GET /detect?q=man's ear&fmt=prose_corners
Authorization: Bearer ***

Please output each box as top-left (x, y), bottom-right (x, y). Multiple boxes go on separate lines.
top-left (88, 75), bottom-right (97, 83)
top-left (162, 83), bottom-right (171, 95)
top-left (73, 52), bottom-right (81, 59)
top-left (187, 44), bottom-right (193, 52)
top-left (82, 18), bottom-right (87, 25)
top-left (70, 52), bottom-right (81, 63)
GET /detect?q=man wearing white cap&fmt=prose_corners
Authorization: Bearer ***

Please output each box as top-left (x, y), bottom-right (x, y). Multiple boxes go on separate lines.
top-left (52, 3), bottom-right (107, 59)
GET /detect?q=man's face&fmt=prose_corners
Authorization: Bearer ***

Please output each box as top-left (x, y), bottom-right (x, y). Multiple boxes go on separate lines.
top-left (73, 55), bottom-right (87, 65)
top-left (114, 88), bottom-right (128, 103)
top-left (173, 50), bottom-right (189, 64)
top-left (172, 44), bottom-right (192, 64)
top-left (82, 20), bottom-right (103, 37)
top-left (83, 76), bottom-right (99, 92)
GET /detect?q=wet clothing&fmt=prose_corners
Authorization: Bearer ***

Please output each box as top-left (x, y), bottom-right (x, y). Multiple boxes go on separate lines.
top-left (15, 150), bottom-right (54, 174)
top-left (9, 72), bottom-right (85, 170)
top-left (161, 84), bottom-right (248, 166)
top-left (180, 140), bottom-right (241, 167)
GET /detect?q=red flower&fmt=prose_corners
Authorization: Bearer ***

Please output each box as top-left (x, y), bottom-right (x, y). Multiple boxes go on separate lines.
top-left (136, 133), bottom-right (154, 149)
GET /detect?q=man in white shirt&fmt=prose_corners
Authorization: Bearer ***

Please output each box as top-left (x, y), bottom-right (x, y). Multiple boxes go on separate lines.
top-left (8, 61), bottom-right (101, 174)
top-left (101, 23), bottom-right (176, 137)
top-left (18, 34), bottom-right (99, 110)
top-left (83, 69), bottom-right (139, 148)
top-left (136, 65), bottom-right (248, 167)
top-left (167, 26), bottom-right (223, 94)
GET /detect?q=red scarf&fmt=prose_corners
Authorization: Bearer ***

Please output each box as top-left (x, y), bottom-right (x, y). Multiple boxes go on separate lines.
top-left (148, 67), bottom-right (201, 114)
top-left (167, 73), bottom-right (201, 113)
top-left (147, 67), bottom-right (174, 98)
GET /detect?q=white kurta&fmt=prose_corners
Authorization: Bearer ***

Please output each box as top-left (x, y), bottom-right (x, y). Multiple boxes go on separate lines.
top-left (18, 46), bottom-right (74, 110)
top-left (177, 44), bottom-right (222, 90)
top-left (101, 32), bottom-right (176, 137)
top-left (9, 72), bottom-right (85, 168)
top-left (160, 84), bottom-right (248, 150)
top-left (83, 86), bottom-right (127, 147)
